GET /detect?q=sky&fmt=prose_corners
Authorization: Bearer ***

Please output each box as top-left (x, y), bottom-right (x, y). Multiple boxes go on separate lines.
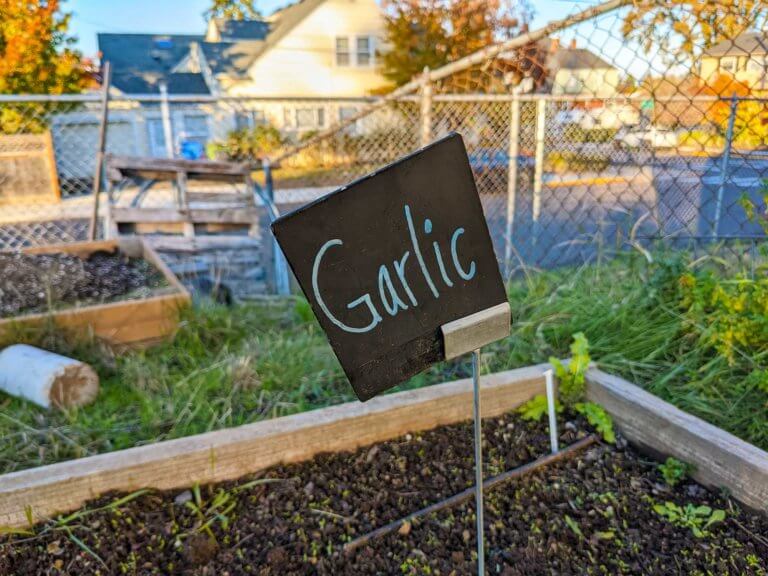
top-left (67, 0), bottom-right (593, 59)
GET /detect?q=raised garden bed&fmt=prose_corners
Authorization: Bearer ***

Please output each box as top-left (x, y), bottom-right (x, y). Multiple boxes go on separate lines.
top-left (1, 365), bottom-right (767, 573)
top-left (0, 238), bottom-right (190, 347)
top-left (1, 365), bottom-right (766, 573)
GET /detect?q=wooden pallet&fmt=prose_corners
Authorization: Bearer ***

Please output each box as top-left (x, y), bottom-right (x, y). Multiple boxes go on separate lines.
top-left (0, 365), bottom-right (765, 527)
top-left (0, 238), bottom-right (191, 347)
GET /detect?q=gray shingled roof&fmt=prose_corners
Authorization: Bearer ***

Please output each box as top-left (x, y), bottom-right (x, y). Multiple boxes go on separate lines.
top-left (200, 41), bottom-right (265, 78)
top-left (98, 33), bottom-right (209, 94)
top-left (704, 32), bottom-right (768, 57)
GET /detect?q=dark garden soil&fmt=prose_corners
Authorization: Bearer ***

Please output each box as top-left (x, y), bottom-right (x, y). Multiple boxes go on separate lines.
top-left (2, 410), bottom-right (767, 575)
top-left (0, 251), bottom-right (166, 318)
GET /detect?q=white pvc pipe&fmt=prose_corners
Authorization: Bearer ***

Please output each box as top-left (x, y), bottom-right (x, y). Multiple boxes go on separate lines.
top-left (544, 369), bottom-right (559, 454)
top-left (0, 345), bottom-right (99, 409)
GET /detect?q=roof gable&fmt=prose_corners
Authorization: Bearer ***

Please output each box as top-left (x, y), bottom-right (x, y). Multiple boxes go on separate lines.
top-left (98, 33), bottom-right (208, 94)
top-left (552, 47), bottom-right (613, 71)
top-left (704, 31), bottom-right (768, 57)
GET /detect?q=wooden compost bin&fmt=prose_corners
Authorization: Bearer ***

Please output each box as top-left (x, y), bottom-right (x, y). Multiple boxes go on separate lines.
top-left (0, 238), bottom-right (191, 347)
top-left (0, 365), bottom-right (766, 528)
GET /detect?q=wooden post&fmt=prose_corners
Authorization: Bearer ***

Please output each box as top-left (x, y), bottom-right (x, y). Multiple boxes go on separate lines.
top-left (504, 94), bottom-right (520, 276)
top-left (420, 67), bottom-right (432, 147)
top-left (88, 61), bottom-right (111, 241)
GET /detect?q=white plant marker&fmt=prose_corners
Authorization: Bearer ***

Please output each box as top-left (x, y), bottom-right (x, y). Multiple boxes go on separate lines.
top-left (544, 369), bottom-right (559, 454)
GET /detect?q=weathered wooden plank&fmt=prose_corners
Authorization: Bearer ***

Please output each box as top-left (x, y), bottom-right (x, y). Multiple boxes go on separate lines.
top-left (586, 368), bottom-right (768, 512)
top-left (442, 302), bottom-right (511, 360)
top-left (112, 207), bottom-right (261, 224)
top-left (0, 364), bottom-right (549, 528)
top-left (0, 131), bottom-right (60, 205)
top-left (105, 155), bottom-right (257, 182)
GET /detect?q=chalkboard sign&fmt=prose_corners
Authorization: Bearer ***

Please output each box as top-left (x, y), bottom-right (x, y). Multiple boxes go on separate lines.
top-left (272, 133), bottom-right (507, 401)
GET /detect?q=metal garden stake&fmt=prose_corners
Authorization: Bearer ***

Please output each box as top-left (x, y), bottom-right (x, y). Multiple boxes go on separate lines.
top-left (472, 348), bottom-right (485, 574)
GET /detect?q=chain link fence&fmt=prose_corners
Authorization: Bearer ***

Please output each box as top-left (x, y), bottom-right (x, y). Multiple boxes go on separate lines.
top-left (2, 0), bottom-right (768, 293)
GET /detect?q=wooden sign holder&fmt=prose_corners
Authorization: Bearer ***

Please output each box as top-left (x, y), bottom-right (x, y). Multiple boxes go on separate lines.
top-left (441, 301), bottom-right (511, 574)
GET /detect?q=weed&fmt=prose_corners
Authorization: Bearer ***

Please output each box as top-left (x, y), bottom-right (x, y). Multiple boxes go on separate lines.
top-left (550, 332), bottom-right (590, 406)
top-left (517, 394), bottom-right (561, 421)
top-left (574, 402), bottom-right (615, 443)
top-left (653, 501), bottom-right (726, 537)
top-left (658, 457), bottom-right (693, 487)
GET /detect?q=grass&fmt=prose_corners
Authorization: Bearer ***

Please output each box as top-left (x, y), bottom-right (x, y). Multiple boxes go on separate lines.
top-left (0, 248), bottom-right (767, 475)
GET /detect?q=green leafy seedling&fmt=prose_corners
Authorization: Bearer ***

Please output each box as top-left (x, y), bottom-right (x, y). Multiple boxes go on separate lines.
top-left (653, 501), bottom-right (726, 538)
top-left (658, 457), bottom-right (693, 487)
top-left (517, 394), bottom-right (561, 422)
top-left (550, 332), bottom-right (590, 406)
top-left (574, 401), bottom-right (615, 443)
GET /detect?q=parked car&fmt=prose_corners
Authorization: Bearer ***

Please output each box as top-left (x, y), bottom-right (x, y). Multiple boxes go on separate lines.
top-left (614, 127), bottom-right (677, 150)
top-left (469, 149), bottom-right (535, 172)
top-left (468, 148), bottom-right (535, 193)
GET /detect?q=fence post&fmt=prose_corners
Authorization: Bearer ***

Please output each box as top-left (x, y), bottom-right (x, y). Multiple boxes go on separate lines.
top-left (504, 93), bottom-right (521, 277)
top-left (532, 98), bottom-right (546, 249)
top-left (159, 82), bottom-right (174, 158)
top-left (88, 61), bottom-right (111, 241)
top-left (420, 67), bottom-right (432, 147)
top-left (714, 95), bottom-right (738, 239)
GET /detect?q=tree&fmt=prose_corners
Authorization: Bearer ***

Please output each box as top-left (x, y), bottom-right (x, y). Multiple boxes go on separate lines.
top-left (622, 1), bottom-right (768, 58)
top-left (702, 74), bottom-right (768, 148)
top-left (0, 0), bottom-right (86, 95)
top-left (379, 0), bottom-right (533, 89)
top-left (0, 0), bottom-right (87, 134)
top-left (205, 0), bottom-right (260, 20)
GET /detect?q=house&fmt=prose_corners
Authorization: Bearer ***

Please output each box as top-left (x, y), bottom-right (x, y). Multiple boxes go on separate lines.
top-left (700, 31), bottom-right (768, 91)
top-left (95, 0), bottom-right (386, 156)
top-left (500, 39), bottom-right (619, 98)
top-left (546, 39), bottom-right (619, 98)
top-left (99, 0), bottom-right (386, 98)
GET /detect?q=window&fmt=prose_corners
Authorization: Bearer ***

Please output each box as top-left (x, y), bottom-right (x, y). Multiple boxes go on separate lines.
top-left (563, 74), bottom-right (583, 94)
top-left (720, 57), bottom-right (736, 73)
top-left (336, 37), bottom-right (350, 66)
top-left (339, 106), bottom-right (359, 134)
top-left (357, 36), bottom-right (372, 66)
top-left (234, 110), bottom-right (266, 130)
top-left (294, 108), bottom-right (326, 130)
top-left (748, 55), bottom-right (766, 74)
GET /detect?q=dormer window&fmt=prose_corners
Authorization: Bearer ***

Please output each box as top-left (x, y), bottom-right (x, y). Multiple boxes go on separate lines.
top-left (154, 37), bottom-right (173, 49)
